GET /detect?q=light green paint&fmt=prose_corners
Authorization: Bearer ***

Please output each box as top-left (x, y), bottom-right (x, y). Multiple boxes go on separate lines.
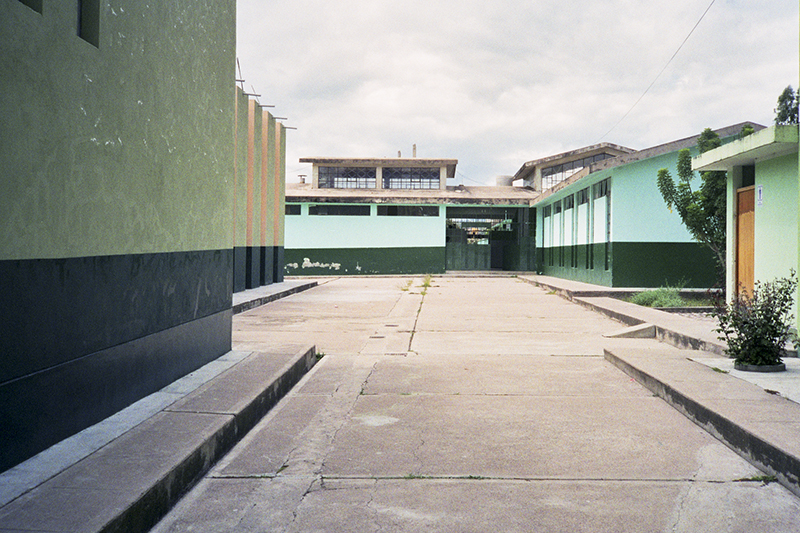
top-left (0, 1), bottom-right (236, 259)
top-left (285, 204), bottom-right (445, 249)
top-left (753, 154), bottom-right (798, 284)
top-left (234, 88), bottom-right (250, 249)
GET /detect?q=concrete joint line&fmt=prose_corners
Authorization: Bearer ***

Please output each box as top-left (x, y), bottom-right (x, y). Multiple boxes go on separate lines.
top-left (603, 349), bottom-right (800, 499)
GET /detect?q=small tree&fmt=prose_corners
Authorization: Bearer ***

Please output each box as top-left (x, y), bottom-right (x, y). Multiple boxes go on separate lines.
top-left (656, 128), bottom-right (727, 282)
top-left (775, 85), bottom-right (799, 125)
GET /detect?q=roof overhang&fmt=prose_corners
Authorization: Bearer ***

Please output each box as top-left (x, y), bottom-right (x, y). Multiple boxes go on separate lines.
top-left (512, 143), bottom-right (635, 182)
top-left (692, 125), bottom-right (799, 172)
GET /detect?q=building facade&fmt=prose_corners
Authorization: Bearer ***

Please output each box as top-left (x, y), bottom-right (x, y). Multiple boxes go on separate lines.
top-left (693, 125), bottom-right (799, 328)
top-left (519, 124), bottom-right (760, 287)
top-left (285, 158), bottom-right (538, 275)
top-left (0, 1), bottom-right (285, 471)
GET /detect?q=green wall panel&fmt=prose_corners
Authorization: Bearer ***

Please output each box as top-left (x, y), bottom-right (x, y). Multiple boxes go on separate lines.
top-left (1, 1), bottom-right (236, 259)
top-left (285, 247), bottom-right (446, 275)
top-left (611, 242), bottom-right (717, 287)
top-left (538, 242), bottom-right (715, 287)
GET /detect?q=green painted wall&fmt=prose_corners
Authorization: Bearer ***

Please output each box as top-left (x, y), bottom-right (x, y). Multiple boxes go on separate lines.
top-left (753, 153), bottom-right (798, 284)
top-left (286, 204), bottom-right (445, 249)
top-left (1, 1), bottom-right (236, 259)
top-left (0, 0), bottom-right (238, 470)
top-left (285, 247), bottom-right (446, 275)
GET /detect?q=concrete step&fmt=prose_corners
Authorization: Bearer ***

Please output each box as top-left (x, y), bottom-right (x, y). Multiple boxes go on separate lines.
top-left (0, 346), bottom-right (318, 533)
top-left (604, 341), bottom-right (800, 498)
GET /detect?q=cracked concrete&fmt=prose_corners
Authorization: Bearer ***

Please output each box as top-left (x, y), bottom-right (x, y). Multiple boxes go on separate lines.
top-left (153, 277), bottom-right (800, 532)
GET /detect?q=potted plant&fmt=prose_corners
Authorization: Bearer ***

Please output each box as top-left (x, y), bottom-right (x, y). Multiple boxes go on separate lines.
top-left (714, 270), bottom-right (797, 372)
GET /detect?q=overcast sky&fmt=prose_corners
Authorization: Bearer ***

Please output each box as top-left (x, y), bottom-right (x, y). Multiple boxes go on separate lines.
top-left (236, 0), bottom-right (798, 186)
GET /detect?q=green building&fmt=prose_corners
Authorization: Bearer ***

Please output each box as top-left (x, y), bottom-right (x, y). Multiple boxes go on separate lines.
top-left (0, 0), bottom-right (285, 471)
top-left (285, 158), bottom-right (538, 274)
top-left (693, 125), bottom-right (799, 328)
top-left (521, 123), bottom-right (760, 287)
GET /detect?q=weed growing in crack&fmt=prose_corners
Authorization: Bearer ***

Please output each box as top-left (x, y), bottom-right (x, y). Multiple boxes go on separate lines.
top-left (734, 475), bottom-right (778, 485)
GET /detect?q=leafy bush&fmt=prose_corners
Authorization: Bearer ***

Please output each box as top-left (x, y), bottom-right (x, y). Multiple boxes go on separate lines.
top-left (630, 287), bottom-right (685, 308)
top-left (714, 271), bottom-right (797, 366)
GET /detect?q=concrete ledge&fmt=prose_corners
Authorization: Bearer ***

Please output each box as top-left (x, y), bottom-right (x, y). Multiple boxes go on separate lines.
top-left (232, 281), bottom-right (318, 315)
top-left (0, 346), bottom-right (318, 533)
top-left (520, 276), bottom-right (725, 356)
top-left (603, 323), bottom-right (656, 339)
top-left (604, 345), bottom-right (800, 498)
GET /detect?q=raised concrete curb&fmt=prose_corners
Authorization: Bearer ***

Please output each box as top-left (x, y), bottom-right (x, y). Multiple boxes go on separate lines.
top-left (0, 345), bottom-right (318, 533)
top-left (604, 344), bottom-right (800, 499)
top-left (520, 276), bottom-right (726, 355)
top-left (232, 280), bottom-right (318, 314)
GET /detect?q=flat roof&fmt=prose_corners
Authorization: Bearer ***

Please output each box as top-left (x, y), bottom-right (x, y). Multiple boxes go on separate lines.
top-left (286, 183), bottom-right (539, 206)
top-left (300, 157), bottom-right (458, 179)
top-left (692, 125), bottom-right (798, 172)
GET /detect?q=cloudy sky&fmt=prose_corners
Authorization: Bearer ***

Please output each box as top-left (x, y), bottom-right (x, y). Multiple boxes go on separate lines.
top-left (236, 0), bottom-right (798, 186)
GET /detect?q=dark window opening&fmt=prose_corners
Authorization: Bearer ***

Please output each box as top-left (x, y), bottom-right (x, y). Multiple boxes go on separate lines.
top-left (318, 166), bottom-right (376, 189)
top-left (285, 204), bottom-right (301, 215)
top-left (741, 165), bottom-right (755, 188)
top-left (383, 167), bottom-right (440, 189)
top-left (377, 205), bottom-right (439, 217)
top-left (563, 195), bottom-right (574, 210)
top-left (78, 0), bottom-right (100, 47)
top-left (577, 188), bottom-right (589, 205)
top-left (18, 0), bottom-right (43, 13)
top-left (309, 204), bottom-right (370, 216)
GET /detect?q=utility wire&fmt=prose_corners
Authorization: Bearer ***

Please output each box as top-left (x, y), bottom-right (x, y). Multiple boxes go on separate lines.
top-left (597, 0), bottom-right (717, 141)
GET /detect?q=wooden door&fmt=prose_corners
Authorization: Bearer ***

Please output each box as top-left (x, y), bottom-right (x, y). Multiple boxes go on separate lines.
top-left (736, 186), bottom-right (755, 296)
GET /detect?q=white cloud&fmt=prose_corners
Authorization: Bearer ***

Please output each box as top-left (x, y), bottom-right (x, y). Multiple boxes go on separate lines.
top-left (237, 0), bottom-right (799, 185)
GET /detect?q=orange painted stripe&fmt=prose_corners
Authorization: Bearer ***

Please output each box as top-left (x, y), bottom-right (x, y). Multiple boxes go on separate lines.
top-left (246, 99), bottom-right (255, 246)
top-left (273, 125), bottom-right (282, 247)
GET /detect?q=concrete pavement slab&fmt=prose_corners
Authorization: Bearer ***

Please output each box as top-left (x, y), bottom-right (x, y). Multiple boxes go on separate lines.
top-left (150, 276), bottom-right (800, 532)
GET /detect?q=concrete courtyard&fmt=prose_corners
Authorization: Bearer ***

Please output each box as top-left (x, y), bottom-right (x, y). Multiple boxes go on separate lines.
top-left (153, 276), bottom-right (800, 532)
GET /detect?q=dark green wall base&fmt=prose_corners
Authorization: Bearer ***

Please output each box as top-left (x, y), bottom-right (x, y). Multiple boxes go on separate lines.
top-left (612, 242), bottom-right (717, 288)
top-left (260, 247), bottom-right (274, 286)
top-left (233, 247), bottom-right (247, 293)
top-left (537, 242), bottom-right (717, 287)
top-left (273, 246), bottom-right (284, 282)
top-left (285, 247), bottom-right (446, 275)
top-left (0, 250), bottom-right (233, 471)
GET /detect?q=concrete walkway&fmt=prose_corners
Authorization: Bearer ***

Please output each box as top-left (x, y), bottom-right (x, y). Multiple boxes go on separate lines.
top-left (151, 276), bottom-right (800, 532)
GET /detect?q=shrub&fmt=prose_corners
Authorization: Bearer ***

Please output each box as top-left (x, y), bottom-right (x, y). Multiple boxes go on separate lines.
top-left (713, 271), bottom-right (797, 366)
top-left (630, 287), bottom-right (684, 308)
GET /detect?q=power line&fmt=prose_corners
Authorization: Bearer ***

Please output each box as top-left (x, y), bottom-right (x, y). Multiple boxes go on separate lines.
top-left (597, 0), bottom-right (717, 141)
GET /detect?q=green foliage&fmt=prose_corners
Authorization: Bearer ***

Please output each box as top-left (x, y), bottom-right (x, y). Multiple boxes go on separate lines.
top-left (714, 271), bottom-right (797, 366)
top-left (775, 85), bottom-right (799, 125)
top-left (656, 129), bottom-right (726, 282)
top-left (739, 124), bottom-right (755, 138)
top-left (630, 287), bottom-right (684, 308)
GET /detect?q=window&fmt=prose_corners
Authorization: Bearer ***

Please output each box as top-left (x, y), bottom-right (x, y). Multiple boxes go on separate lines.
top-left (318, 167), bottom-right (376, 189)
top-left (553, 201), bottom-right (562, 215)
top-left (543, 205), bottom-right (552, 218)
top-left (563, 195), bottom-right (574, 210)
top-left (593, 178), bottom-right (610, 199)
top-left (285, 204), bottom-right (301, 215)
top-left (18, 0), bottom-right (42, 13)
top-left (383, 167), bottom-right (440, 189)
top-left (78, 0), bottom-right (100, 47)
top-left (542, 153), bottom-right (616, 189)
top-left (577, 188), bottom-right (589, 205)
top-left (308, 204), bottom-right (370, 216)
top-left (377, 205), bottom-right (439, 217)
